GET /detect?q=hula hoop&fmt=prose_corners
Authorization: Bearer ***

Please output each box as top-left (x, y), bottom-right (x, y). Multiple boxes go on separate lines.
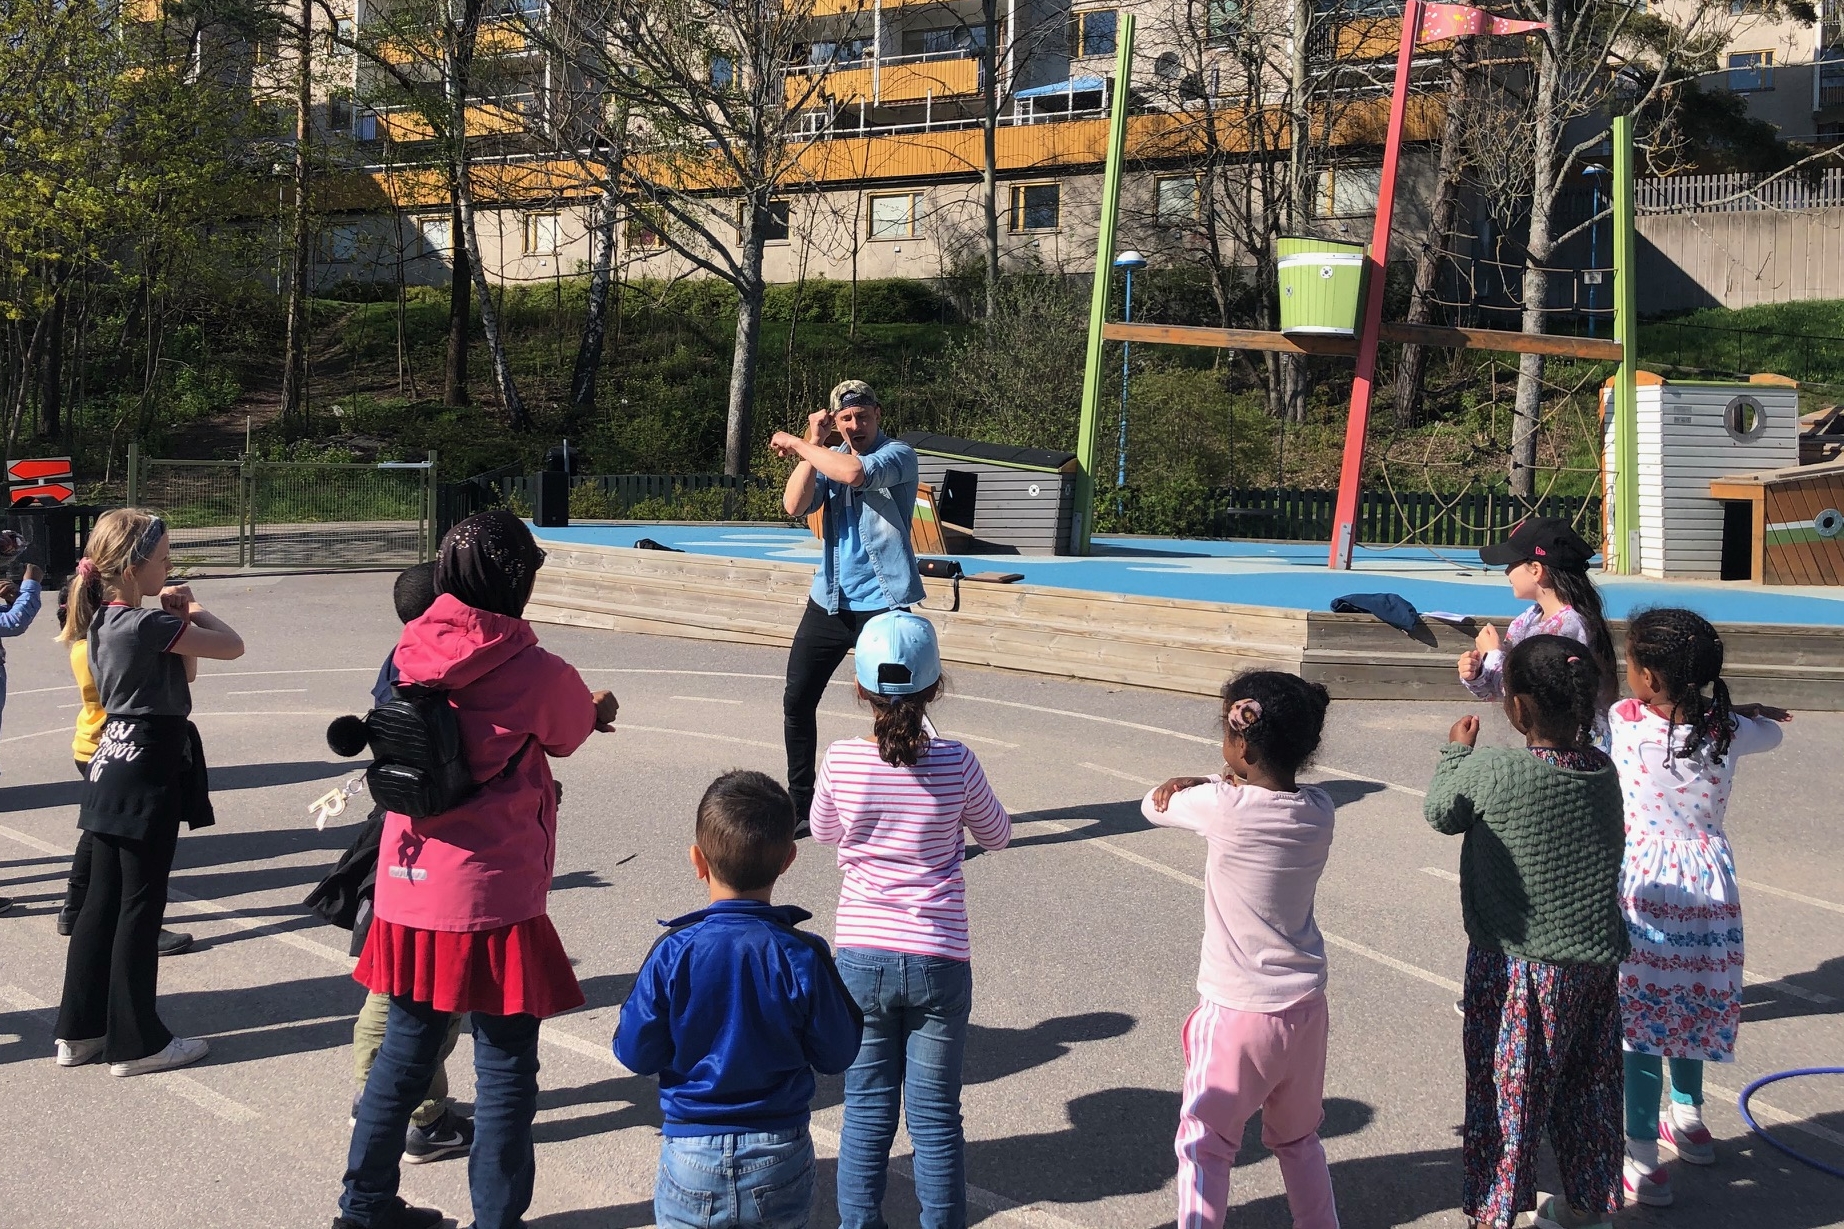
top-left (1737, 1067), bottom-right (1844, 1179)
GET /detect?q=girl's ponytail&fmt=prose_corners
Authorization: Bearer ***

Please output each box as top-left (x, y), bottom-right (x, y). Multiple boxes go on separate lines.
top-left (1627, 608), bottom-right (1734, 762)
top-left (1548, 563), bottom-right (1618, 708)
top-left (863, 685), bottom-right (938, 767)
top-left (58, 508), bottom-right (155, 645)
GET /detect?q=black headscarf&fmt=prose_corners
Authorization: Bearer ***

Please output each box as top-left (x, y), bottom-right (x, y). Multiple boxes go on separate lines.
top-left (435, 511), bottom-right (545, 619)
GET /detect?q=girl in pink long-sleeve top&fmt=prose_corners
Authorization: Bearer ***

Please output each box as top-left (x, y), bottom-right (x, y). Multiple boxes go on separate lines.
top-left (811, 611), bottom-right (1011, 1229)
top-left (1144, 670), bottom-right (1338, 1229)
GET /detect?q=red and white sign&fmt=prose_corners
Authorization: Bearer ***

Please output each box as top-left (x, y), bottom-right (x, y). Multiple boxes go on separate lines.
top-left (8, 456), bottom-right (74, 505)
top-left (1416, 3), bottom-right (1545, 42)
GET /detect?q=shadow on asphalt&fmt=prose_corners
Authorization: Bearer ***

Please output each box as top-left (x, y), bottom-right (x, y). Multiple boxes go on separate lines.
top-left (1743, 956), bottom-right (1844, 1024)
top-left (0, 759), bottom-right (354, 814)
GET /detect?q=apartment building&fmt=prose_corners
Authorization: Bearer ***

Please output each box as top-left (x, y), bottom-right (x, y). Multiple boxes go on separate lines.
top-left (300, 0), bottom-right (1444, 289)
top-left (1704, 0), bottom-right (1844, 146)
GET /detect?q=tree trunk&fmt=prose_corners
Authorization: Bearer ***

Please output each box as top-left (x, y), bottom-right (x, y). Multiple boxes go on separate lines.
top-left (1393, 37), bottom-right (1473, 428)
top-left (445, 198), bottom-right (470, 406)
top-left (979, 0), bottom-right (1001, 317)
top-left (279, 0), bottom-right (314, 434)
top-left (40, 288), bottom-right (64, 439)
top-left (570, 170), bottom-right (620, 411)
top-left (456, 174), bottom-right (532, 431)
top-left (1511, 1), bottom-right (1563, 501)
top-left (723, 204), bottom-right (770, 477)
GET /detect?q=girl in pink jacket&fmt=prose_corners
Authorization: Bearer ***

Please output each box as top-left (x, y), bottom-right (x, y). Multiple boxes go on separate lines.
top-left (338, 512), bottom-right (618, 1229)
top-left (1143, 670), bottom-right (1338, 1229)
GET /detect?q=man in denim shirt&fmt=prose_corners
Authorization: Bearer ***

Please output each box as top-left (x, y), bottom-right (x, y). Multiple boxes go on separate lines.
top-left (770, 380), bottom-right (924, 832)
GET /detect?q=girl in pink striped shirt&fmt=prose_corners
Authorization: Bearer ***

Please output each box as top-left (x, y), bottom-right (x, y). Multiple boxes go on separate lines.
top-left (811, 611), bottom-right (1010, 1229)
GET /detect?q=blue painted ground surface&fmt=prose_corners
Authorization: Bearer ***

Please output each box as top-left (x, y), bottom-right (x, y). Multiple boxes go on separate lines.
top-left (531, 522), bottom-right (1844, 627)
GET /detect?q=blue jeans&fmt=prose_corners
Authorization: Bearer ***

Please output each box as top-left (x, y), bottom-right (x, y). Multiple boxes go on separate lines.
top-left (340, 996), bottom-right (541, 1229)
top-left (655, 1128), bottom-right (816, 1229)
top-left (835, 948), bottom-right (973, 1229)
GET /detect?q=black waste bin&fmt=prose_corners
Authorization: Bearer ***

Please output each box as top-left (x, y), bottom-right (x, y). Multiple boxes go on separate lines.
top-left (4, 500), bottom-right (86, 587)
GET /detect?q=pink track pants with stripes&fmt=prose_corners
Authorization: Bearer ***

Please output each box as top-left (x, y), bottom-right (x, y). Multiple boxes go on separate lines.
top-left (1174, 993), bottom-right (1339, 1229)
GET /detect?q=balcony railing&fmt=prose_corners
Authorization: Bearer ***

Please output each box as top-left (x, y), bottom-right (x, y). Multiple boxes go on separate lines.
top-left (371, 92), bottom-right (539, 142)
top-left (785, 49), bottom-right (986, 108)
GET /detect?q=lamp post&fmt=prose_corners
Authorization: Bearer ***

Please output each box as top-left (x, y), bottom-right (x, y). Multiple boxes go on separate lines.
top-left (1113, 249), bottom-right (1147, 510)
top-left (1584, 164), bottom-right (1609, 337)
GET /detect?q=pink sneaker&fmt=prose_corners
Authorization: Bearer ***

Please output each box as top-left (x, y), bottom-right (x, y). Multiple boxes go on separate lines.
top-left (1623, 1156), bottom-right (1673, 1207)
top-left (1660, 1110), bottom-right (1716, 1165)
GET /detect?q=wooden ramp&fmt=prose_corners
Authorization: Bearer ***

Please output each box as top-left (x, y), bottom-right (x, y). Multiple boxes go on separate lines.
top-left (526, 542), bottom-right (1844, 710)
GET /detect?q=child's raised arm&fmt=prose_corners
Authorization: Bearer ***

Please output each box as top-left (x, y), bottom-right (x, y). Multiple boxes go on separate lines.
top-left (959, 751), bottom-right (1010, 851)
top-left (1142, 777), bottom-right (1224, 833)
top-left (1424, 738), bottom-right (1484, 836)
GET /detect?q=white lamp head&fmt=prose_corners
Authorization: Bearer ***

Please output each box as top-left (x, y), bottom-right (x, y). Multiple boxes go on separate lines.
top-left (1114, 249), bottom-right (1148, 270)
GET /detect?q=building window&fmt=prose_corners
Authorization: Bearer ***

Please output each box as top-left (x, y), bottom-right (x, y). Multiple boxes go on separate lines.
top-left (523, 211), bottom-right (560, 254)
top-left (327, 96), bottom-right (352, 132)
top-left (626, 215), bottom-right (667, 250)
top-left (332, 17), bottom-right (355, 56)
top-left (711, 56), bottom-right (734, 88)
top-left (738, 200), bottom-right (790, 242)
top-left (901, 25), bottom-right (986, 57)
top-left (1075, 10), bottom-right (1117, 58)
top-left (1727, 50), bottom-right (1773, 91)
top-left (869, 192), bottom-right (923, 239)
top-left (1009, 182), bottom-right (1061, 232)
top-left (418, 215), bottom-right (451, 256)
top-left (1206, 0), bottom-right (1241, 43)
top-left (322, 224), bottom-right (360, 263)
top-left (804, 38), bottom-right (872, 65)
top-left (1314, 165), bottom-right (1382, 217)
top-left (1156, 175), bottom-right (1199, 223)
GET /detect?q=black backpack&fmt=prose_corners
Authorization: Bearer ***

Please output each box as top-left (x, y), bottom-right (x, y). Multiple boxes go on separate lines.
top-left (362, 683), bottom-right (478, 819)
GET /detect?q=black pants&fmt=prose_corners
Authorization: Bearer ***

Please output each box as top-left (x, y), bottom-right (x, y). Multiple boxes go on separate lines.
top-left (55, 819), bottom-right (180, 1062)
top-left (783, 600), bottom-right (889, 821)
top-left (64, 760), bottom-right (92, 920)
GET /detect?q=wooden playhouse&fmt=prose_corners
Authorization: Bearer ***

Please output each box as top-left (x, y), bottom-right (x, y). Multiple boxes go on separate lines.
top-left (1709, 457), bottom-right (1844, 584)
top-left (1603, 372), bottom-right (1801, 579)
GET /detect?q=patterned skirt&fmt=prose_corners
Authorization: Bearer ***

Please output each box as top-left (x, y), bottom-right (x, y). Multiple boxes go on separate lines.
top-left (1461, 946), bottom-right (1623, 1229)
top-left (1619, 833), bottom-right (1742, 1062)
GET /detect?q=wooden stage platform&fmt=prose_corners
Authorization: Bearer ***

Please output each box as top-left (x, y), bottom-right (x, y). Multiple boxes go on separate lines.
top-left (527, 541), bottom-right (1844, 709)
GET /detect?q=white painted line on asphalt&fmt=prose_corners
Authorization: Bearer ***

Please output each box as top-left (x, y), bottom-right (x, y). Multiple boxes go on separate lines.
top-left (0, 983), bottom-right (261, 1123)
top-left (617, 724), bottom-right (781, 751)
top-left (1705, 1076), bottom-right (1844, 1150)
top-left (1421, 867), bottom-right (1461, 884)
top-left (581, 668), bottom-right (782, 680)
top-left (1322, 935), bottom-right (1462, 995)
top-left (1742, 970), bottom-right (1837, 1006)
top-left (195, 668), bottom-right (375, 679)
top-left (668, 695), bottom-right (744, 705)
top-left (0, 823), bottom-right (70, 856)
top-left (226, 689), bottom-right (309, 696)
top-left (165, 887), bottom-right (355, 967)
top-left (1078, 763), bottom-right (1159, 789)
top-left (0, 727), bottom-right (71, 745)
top-left (1739, 877), bottom-right (1844, 916)
top-left (6, 685), bottom-right (76, 697)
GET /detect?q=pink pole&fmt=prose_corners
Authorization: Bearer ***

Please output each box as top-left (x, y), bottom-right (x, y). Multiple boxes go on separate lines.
top-left (1327, 0), bottom-right (1423, 570)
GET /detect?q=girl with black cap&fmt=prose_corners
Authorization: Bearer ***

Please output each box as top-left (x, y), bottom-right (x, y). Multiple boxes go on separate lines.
top-left (335, 511), bottom-right (618, 1229)
top-left (1460, 517), bottom-right (1616, 714)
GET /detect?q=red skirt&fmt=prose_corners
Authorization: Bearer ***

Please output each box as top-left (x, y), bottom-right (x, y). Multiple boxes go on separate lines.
top-left (354, 914), bottom-right (584, 1019)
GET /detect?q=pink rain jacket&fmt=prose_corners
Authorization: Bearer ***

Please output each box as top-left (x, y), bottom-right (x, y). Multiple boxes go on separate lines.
top-left (373, 593), bottom-right (597, 932)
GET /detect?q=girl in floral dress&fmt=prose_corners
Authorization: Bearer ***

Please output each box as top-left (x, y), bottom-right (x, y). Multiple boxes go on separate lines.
top-left (1612, 608), bottom-right (1788, 1209)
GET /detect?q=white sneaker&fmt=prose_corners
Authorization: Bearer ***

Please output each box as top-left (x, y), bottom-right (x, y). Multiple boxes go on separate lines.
top-left (110, 1035), bottom-right (209, 1077)
top-left (55, 1037), bottom-right (105, 1067)
top-left (1623, 1154), bottom-right (1673, 1207)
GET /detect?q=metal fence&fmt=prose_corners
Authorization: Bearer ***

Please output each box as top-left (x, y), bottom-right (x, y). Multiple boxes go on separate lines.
top-left (128, 445), bottom-right (437, 569)
top-left (1202, 488), bottom-right (1602, 548)
top-left (1640, 320), bottom-right (1844, 389)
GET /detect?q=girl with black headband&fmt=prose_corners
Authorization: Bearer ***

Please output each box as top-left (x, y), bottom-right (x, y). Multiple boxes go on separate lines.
top-left (52, 508), bottom-right (245, 1077)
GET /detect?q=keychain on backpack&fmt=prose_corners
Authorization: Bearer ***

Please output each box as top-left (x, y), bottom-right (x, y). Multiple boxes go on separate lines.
top-left (309, 774), bottom-right (369, 831)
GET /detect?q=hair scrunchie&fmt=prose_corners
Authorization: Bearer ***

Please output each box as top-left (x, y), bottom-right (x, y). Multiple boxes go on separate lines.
top-left (1226, 698), bottom-right (1264, 732)
top-left (75, 557), bottom-right (99, 585)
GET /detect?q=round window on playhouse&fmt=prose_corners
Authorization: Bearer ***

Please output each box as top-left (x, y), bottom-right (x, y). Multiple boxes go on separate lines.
top-left (1724, 394), bottom-right (1768, 443)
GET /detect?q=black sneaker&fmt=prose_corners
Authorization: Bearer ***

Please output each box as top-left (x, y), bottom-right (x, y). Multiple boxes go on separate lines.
top-left (331, 1199), bottom-right (446, 1229)
top-left (794, 818), bottom-right (811, 839)
top-left (56, 907), bottom-right (77, 936)
top-left (156, 929), bottom-right (192, 957)
top-left (404, 1107), bottom-right (473, 1164)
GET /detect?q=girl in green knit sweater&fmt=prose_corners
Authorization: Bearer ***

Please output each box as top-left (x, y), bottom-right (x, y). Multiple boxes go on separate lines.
top-left (1425, 634), bottom-right (1629, 1229)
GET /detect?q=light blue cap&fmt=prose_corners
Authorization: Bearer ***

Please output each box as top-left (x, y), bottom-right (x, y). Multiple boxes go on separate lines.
top-left (854, 611), bottom-right (941, 696)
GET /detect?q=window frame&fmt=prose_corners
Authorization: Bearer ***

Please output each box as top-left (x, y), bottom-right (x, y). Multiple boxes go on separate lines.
top-left (1155, 174), bottom-right (1199, 224)
top-left (1075, 9), bottom-right (1117, 58)
top-left (322, 223), bottom-right (360, 263)
top-left (417, 215), bottom-right (451, 258)
top-left (1726, 49), bottom-right (1774, 92)
top-left (523, 211), bottom-right (561, 255)
top-left (1008, 181), bottom-right (1062, 233)
top-left (868, 191), bottom-right (923, 240)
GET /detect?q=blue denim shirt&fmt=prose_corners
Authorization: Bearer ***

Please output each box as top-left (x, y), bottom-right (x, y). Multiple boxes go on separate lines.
top-left (0, 577), bottom-right (42, 667)
top-left (802, 434), bottom-right (924, 614)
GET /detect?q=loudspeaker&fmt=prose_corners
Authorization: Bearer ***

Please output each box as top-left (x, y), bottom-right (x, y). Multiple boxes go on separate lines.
top-left (534, 471), bottom-right (569, 528)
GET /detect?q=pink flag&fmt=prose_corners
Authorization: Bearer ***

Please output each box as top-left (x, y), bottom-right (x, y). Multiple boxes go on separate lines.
top-left (1415, 3), bottom-right (1545, 43)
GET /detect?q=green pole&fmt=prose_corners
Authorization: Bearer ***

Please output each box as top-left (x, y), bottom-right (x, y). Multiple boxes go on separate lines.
top-left (1071, 13), bottom-right (1135, 555)
top-left (1612, 114), bottom-right (1639, 575)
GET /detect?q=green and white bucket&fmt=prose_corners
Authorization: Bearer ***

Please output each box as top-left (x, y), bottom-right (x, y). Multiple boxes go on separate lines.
top-left (1277, 237), bottom-right (1367, 336)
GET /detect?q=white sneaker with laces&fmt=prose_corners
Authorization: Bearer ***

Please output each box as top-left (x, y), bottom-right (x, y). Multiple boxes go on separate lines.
top-left (55, 1037), bottom-right (105, 1067)
top-left (110, 1035), bottom-right (209, 1077)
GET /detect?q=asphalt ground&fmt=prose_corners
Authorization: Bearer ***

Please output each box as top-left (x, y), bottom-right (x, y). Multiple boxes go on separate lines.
top-left (0, 571), bottom-right (1839, 1229)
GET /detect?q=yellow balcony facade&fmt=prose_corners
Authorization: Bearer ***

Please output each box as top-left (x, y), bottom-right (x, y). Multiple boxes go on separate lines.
top-left (786, 54), bottom-right (980, 108)
top-left (376, 97), bottom-right (531, 143)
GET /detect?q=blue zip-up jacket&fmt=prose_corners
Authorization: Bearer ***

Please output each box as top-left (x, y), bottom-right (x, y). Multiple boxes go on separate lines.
top-left (614, 899), bottom-right (864, 1137)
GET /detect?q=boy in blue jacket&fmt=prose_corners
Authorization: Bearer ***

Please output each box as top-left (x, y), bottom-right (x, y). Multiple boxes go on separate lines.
top-left (616, 769), bottom-right (863, 1229)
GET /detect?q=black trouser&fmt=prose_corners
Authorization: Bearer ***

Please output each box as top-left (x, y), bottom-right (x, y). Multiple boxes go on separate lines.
top-left (783, 600), bottom-right (889, 821)
top-left (55, 818), bottom-right (180, 1062)
top-left (63, 760), bottom-right (92, 920)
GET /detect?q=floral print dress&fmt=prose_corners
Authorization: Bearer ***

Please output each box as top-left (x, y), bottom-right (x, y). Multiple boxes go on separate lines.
top-left (1610, 699), bottom-right (1783, 1062)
